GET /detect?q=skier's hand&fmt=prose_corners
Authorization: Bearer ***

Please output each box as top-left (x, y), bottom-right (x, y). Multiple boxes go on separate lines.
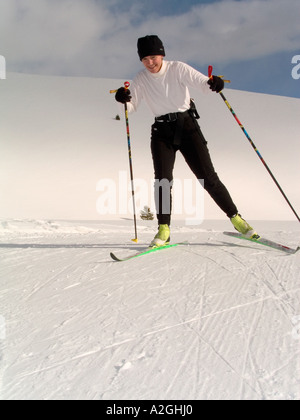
top-left (207, 76), bottom-right (224, 93)
top-left (115, 87), bottom-right (132, 104)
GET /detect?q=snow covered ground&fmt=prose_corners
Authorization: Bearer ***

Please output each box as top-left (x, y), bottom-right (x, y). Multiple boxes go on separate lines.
top-left (1, 218), bottom-right (299, 400)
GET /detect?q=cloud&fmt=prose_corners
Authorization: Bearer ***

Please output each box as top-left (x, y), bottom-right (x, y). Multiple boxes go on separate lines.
top-left (0, 0), bottom-right (125, 74)
top-left (139, 0), bottom-right (300, 64)
top-left (0, 0), bottom-right (299, 78)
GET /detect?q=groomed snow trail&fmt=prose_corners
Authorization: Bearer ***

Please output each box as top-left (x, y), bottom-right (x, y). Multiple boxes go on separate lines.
top-left (0, 220), bottom-right (299, 400)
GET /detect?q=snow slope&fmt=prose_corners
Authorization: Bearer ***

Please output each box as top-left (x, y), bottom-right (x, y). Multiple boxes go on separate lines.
top-left (0, 72), bottom-right (299, 221)
top-left (1, 219), bottom-right (299, 400)
top-left (1, 72), bottom-right (300, 400)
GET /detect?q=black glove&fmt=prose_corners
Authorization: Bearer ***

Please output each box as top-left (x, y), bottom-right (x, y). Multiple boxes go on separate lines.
top-left (115, 87), bottom-right (132, 104)
top-left (207, 76), bottom-right (224, 93)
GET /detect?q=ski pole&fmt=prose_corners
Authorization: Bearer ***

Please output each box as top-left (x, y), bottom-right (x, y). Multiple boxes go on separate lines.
top-left (110, 82), bottom-right (138, 242)
top-left (208, 65), bottom-right (300, 223)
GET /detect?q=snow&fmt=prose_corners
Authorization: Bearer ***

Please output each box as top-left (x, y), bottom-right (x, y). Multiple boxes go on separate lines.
top-left (1, 218), bottom-right (300, 400)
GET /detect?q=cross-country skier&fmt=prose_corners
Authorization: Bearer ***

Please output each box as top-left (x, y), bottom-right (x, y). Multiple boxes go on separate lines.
top-left (115, 35), bottom-right (258, 247)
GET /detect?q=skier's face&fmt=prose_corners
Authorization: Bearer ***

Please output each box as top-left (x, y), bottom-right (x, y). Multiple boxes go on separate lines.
top-left (142, 55), bottom-right (163, 73)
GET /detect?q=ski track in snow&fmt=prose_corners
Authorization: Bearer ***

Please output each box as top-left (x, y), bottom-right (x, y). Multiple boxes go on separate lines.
top-left (0, 219), bottom-right (299, 400)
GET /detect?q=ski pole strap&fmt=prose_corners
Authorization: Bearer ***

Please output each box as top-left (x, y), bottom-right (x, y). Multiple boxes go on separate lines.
top-left (208, 65), bottom-right (230, 83)
top-left (109, 81), bottom-right (131, 94)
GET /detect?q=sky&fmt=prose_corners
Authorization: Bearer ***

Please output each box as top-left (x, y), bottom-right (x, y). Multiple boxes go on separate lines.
top-left (1, 0), bottom-right (300, 98)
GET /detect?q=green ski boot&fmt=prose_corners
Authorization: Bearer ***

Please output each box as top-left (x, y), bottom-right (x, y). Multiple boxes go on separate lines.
top-left (230, 214), bottom-right (259, 239)
top-left (150, 224), bottom-right (170, 247)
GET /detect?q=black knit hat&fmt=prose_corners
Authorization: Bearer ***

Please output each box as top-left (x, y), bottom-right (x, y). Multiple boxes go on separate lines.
top-left (137, 35), bottom-right (165, 61)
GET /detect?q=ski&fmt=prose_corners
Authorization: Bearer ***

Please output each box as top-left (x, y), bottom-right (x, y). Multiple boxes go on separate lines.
top-left (110, 242), bottom-right (188, 262)
top-left (224, 231), bottom-right (299, 254)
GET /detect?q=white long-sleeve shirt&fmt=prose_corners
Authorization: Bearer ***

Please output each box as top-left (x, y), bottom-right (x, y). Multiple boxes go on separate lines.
top-left (127, 60), bottom-right (211, 117)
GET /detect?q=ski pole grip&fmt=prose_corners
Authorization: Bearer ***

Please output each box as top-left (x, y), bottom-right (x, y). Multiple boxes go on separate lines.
top-left (208, 65), bottom-right (213, 79)
top-left (109, 81), bottom-right (130, 94)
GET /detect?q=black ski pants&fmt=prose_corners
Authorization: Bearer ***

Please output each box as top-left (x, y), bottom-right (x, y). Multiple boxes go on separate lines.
top-left (150, 112), bottom-right (238, 225)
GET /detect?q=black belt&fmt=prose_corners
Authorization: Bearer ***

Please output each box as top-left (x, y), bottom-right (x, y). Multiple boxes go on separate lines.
top-left (155, 109), bottom-right (189, 123)
top-left (154, 102), bottom-right (200, 146)
top-left (154, 99), bottom-right (200, 123)
top-left (155, 110), bottom-right (190, 146)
